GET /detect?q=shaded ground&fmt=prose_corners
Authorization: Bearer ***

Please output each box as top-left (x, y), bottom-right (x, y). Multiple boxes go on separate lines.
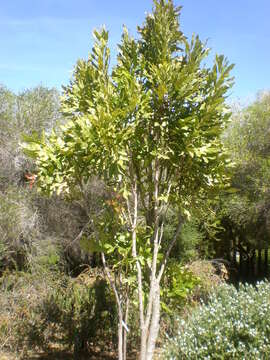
top-left (0, 345), bottom-right (142, 359)
top-left (28, 351), bottom-right (117, 359)
top-left (0, 349), bottom-right (118, 360)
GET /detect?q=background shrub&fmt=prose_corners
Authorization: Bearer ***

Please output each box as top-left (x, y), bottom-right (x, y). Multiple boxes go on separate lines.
top-left (164, 281), bottom-right (270, 359)
top-left (0, 188), bottom-right (40, 272)
top-left (24, 272), bottom-right (117, 353)
top-left (0, 267), bottom-right (118, 357)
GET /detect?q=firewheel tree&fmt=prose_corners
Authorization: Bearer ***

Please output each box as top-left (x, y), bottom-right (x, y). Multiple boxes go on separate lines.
top-left (23, 1), bottom-right (234, 359)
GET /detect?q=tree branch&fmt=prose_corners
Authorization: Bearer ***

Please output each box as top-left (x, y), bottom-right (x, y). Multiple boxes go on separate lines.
top-left (157, 214), bottom-right (183, 283)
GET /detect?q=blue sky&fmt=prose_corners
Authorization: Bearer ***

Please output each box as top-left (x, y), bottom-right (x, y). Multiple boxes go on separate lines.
top-left (0, 0), bottom-right (269, 101)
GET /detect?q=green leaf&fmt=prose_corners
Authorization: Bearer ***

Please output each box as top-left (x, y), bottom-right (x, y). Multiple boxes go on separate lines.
top-left (80, 236), bottom-right (103, 253)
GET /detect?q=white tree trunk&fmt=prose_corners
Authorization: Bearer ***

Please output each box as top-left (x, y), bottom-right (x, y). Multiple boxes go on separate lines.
top-left (118, 314), bottom-right (123, 360)
top-left (140, 328), bottom-right (147, 360)
top-left (146, 281), bottom-right (160, 360)
top-left (139, 281), bottom-right (161, 360)
top-left (123, 298), bottom-right (129, 360)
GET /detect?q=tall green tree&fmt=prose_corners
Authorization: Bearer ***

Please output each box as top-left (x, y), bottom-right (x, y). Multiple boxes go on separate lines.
top-left (24, 1), bottom-right (233, 358)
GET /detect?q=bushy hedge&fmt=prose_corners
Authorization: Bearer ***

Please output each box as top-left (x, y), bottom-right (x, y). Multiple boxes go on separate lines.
top-left (164, 281), bottom-right (270, 359)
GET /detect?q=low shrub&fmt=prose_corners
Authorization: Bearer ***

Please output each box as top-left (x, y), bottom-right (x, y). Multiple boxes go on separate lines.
top-left (20, 270), bottom-right (117, 354)
top-left (0, 268), bottom-right (60, 356)
top-left (187, 259), bottom-right (228, 302)
top-left (0, 188), bottom-right (40, 272)
top-left (161, 261), bottom-right (200, 314)
top-left (0, 267), bottom-right (117, 357)
top-left (160, 260), bottom-right (227, 346)
top-left (164, 281), bottom-right (270, 359)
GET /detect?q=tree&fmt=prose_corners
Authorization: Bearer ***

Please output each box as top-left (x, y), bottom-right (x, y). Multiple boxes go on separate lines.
top-left (23, 1), bottom-right (234, 358)
top-left (221, 91), bottom-right (270, 253)
top-left (0, 85), bottom-right (61, 272)
top-left (0, 85), bottom-right (60, 190)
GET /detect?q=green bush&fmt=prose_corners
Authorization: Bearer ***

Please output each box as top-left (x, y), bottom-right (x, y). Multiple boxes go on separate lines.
top-left (164, 281), bottom-right (270, 359)
top-left (177, 220), bottom-right (203, 263)
top-left (15, 270), bottom-right (117, 354)
top-left (161, 261), bottom-right (200, 314)
top-left (0, 188), bottom-right (39, 272)
top-left (0, 267), bottom-right (118, 357)
top-left (0, 268), bottom-right (60, 356)
top-left (163, 212), bottom-right (203, 265)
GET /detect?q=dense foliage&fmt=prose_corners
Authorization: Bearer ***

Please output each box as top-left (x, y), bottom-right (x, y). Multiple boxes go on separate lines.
top-left (164, 281), bottom-right (270, 359)
top-left (0, 1), bottom-right (269, 359)
top-left (23, 1), bottom-right (233, 358)
top-left (0, 85), bottom-right (60, 272)
top-left (0, 84), bottom-right (99, 275)
top-left (0, 267), bottom-right (118, 357)
top-left (0, 82), bottom-right (211, 359)
top-left (215, 91), bottom-right (270, 262)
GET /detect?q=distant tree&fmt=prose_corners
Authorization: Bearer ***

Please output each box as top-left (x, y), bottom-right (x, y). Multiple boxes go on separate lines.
top-left (15, 86), bottom-right (60, 136)
top-left (24, 1), bottom-right (233, 359)
top-left (0, 85), bottom-right (62, 271)
top-left (222, 91), bottom-right (270, 250)
top-left (0, 85), bottom-right (60, 189)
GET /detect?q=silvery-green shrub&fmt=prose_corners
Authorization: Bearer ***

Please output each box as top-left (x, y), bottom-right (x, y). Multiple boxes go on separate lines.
top-left (164, 281), bottom-right (270, 359)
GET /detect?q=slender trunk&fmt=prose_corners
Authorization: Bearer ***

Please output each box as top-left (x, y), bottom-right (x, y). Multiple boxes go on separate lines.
top-left (140, 328), bottom-right (147, 360)
top-left (139, 279), bottom-right (161, 360)
top-left (128, 181), bottom-right (147, 360)
top-left (258, 248), bottom-right (262, 276)
top-left (140, 213), bottom-right (181, 358)
top-left (118, 312), bottom-right (123, 360)
top-left (145, 227), bottom-right (159, 333)
top-left (146, 281), bottom-right (160, 360)
top-left (100, 252), bottom-right (124, 360)
top-left (123, 298), bottom-right (129, 360)
top-left (129, 158), bottom-right (181, 360)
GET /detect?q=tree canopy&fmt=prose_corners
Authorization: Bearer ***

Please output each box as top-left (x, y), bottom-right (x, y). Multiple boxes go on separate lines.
top-left (23, 1), bottom-right (234, 359)
top-left (222, 91), bottom-right (270, 248)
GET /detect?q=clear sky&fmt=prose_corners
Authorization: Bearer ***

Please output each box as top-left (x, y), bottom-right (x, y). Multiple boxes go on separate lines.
top-left (0, 0), bottom-right (269, 101)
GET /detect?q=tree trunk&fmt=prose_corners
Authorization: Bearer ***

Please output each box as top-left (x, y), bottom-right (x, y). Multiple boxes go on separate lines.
top-left (118, 313), bottom-right (123, 360)
top-left (100, 251), bottom-right (125, 360)
top-left (139, 282), bottom-right (161, 360)
top-left (258, 248), bottom-right (262, 276)
top-left (123, 299), bottom-right (129, 360)
top-left (140, 328), bottom-right (147, 360)
top-left (146, 281), bottom-right (160, 360)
